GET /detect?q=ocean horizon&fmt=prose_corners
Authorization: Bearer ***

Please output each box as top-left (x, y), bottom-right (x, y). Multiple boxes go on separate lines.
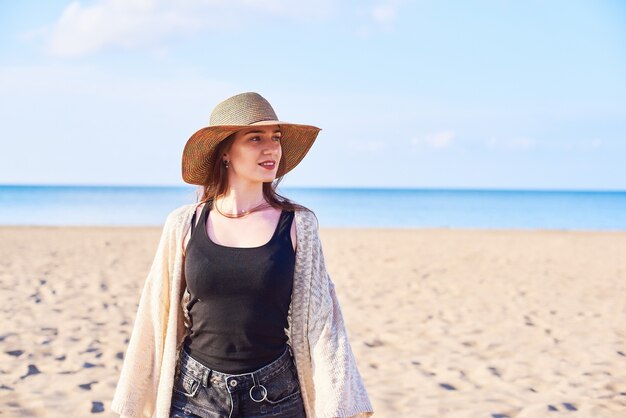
top-left (0, 184), bottom-right (625, 231)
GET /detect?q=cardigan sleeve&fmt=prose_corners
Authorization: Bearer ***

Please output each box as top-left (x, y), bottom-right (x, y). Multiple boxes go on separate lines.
top-left (110, 215), bottom-right (174, 418)
top-left (307, 228), bottom-right (374, 418)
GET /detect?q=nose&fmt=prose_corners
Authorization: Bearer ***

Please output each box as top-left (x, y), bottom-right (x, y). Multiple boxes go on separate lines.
top-left (263, 142), bottom-right (281, 153)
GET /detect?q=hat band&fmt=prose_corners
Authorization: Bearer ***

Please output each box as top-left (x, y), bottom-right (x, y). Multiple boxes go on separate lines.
top-left (250, 118), bottom-right (279, 125)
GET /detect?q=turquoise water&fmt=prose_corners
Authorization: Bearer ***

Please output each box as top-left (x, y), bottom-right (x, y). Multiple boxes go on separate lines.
top-left (0, 185), bottom-right (625, 230)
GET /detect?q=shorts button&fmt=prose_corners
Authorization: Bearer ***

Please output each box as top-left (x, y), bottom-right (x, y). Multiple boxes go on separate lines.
top-left (229, 379), bottom-right (237, 387)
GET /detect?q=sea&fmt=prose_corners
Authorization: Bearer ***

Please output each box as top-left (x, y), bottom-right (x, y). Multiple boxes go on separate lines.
top-left (0, 185), bottom-right (625, 231)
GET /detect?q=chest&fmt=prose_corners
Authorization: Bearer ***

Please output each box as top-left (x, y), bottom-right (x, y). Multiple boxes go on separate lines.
top-left (183, 205), bottom-right (298, 252)
top-left (185, 246), bottom-right (295, 301)
top-left (206, 209), bottom-right (282, 247)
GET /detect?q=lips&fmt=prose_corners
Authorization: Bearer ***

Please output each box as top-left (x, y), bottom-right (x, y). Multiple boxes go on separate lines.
top-left (258, 160), bottom-right (276, 169)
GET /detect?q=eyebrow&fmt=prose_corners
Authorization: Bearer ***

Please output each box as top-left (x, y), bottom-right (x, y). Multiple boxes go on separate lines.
top-left (243, 129), bottom-right (281, 135)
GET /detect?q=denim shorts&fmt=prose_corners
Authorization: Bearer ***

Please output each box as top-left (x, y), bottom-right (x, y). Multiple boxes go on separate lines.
top-left (169, 344), bottom-right (306, 418)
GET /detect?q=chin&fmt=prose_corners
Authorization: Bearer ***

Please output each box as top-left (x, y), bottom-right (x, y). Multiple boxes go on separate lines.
top-left (253, 175), bottom-right (276, 183)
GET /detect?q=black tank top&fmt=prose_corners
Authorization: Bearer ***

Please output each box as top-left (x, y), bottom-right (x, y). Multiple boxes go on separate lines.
top-left (183, 201), bottom-right (296, 373)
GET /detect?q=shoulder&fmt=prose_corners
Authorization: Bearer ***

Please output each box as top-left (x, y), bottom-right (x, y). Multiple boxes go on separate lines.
top-left (292, 205), bottom-right (322, 249)
top-left (291, 204), bottom-right (318, 229)
top-left (167, 202), bottom-right (197, 221)
top-left (164, 203), bottom-right (198, 231)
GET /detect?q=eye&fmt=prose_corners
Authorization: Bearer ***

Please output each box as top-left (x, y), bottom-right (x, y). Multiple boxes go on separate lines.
top-left (273, 136), bottom-right (281, 142)
top-left (250, 136), bottom-right (261, 142)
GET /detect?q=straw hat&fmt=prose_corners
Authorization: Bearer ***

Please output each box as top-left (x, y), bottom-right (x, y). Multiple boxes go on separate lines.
top-left (182, 92), bottom-right (321, 185)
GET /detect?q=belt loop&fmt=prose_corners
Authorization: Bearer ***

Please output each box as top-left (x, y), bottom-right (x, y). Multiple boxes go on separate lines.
top-left (204, 368), bottom-right (212, 388)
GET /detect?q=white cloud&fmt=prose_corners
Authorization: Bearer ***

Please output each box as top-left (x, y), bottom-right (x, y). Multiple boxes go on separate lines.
top-left (35, 0), bottom-right (334, 57)
top-left (486, 136), bottom-right (536, 151)
top-left (371, 1), bottom-right (401, 25)
top-left (355, 0), bottom-right (405, 37)
top-left (411, 130), bottom-right (455, 149)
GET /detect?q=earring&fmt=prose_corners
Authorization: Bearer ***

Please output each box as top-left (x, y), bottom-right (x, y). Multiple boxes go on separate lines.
top-left (223, 160), bottom-right (229, 169)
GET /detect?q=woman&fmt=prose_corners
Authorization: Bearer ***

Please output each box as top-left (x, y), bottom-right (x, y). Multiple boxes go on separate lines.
top-left (110, 92), bottom-right (374, 418)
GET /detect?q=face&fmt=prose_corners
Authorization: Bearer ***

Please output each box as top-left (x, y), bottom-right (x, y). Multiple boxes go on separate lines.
top-left (223, 125), bottom-right (282, 184)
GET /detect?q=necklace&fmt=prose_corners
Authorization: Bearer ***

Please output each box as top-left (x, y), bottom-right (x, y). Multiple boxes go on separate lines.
top-left (214, 198), bottom-right (272, 219)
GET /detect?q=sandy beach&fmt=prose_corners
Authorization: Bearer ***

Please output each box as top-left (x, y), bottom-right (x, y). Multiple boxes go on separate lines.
top-left (1, 225), bottom-right (625, 417)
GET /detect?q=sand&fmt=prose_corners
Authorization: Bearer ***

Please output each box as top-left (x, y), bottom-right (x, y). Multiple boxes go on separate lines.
top-left (0, 225), bottom-right (625, 417)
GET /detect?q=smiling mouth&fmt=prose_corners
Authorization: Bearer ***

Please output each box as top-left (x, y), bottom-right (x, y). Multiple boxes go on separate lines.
top-left (258, 161), bottom-right (276, 169)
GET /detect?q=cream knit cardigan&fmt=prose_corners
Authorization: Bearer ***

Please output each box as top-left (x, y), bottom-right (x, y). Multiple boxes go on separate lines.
top-left (110, 202), bottom-right (374, 418)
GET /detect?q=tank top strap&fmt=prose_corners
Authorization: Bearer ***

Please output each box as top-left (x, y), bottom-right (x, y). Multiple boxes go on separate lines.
top-left (191, 202), bottom-right (210, 238)
top-left (275, 209), bottom-right (295, 237)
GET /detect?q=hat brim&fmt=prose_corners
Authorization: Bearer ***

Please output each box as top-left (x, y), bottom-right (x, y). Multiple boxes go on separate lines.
top-left (182, 121), bottom-right (321, 185)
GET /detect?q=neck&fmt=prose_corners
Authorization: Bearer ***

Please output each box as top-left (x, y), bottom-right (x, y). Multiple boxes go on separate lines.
top-left (216, 184), bottom-right (266, 214)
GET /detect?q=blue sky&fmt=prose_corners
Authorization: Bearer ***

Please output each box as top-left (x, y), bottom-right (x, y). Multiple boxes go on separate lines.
top-left (1, 0), bottom-right (624, 190)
